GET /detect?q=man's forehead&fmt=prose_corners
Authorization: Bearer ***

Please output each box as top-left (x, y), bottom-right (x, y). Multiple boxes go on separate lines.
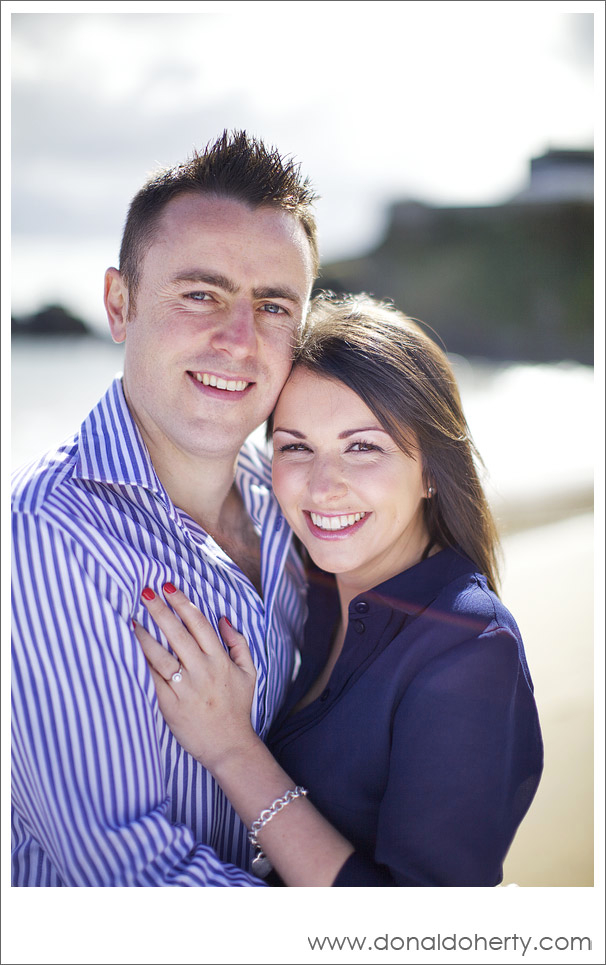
top-left (145, 193), bottom-right (315, 284)
top-left (158, 192), bottom-right (300, 235)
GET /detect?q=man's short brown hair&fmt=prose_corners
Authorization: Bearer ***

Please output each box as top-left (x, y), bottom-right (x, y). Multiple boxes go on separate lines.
top-left (119, 130), bottom-right (319, 304)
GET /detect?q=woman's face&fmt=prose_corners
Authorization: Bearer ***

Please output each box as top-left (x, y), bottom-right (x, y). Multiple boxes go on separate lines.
top-left (272, 368), bottom-right (431, 595)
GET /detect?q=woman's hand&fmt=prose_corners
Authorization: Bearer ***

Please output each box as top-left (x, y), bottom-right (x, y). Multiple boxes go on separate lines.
top-left (134, 584), bottom-right (259, 774)
top-left (135, 583), bottom-right (355, 887)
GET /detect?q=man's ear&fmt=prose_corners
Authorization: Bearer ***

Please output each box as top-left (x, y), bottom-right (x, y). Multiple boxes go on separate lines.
top-left (104, 267), bottom-right (130, 343)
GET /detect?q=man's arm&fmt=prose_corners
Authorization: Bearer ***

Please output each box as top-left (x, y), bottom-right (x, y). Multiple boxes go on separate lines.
top-left (11, 510), bottom-right (264, 887)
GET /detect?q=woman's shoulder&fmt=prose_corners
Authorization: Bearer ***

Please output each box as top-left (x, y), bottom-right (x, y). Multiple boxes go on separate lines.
top-left (392, 549), bottom-right (535, 690)
top-left (375, 547), bottom-right (524, 657)
top-left (376, 547), bottom-right (509, 623)
top-left (442, 566), bottom-right (519, 636)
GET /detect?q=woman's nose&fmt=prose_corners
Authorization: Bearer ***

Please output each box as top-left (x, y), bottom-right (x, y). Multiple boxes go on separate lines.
top-left (308, 456), bottom-right (349, 502)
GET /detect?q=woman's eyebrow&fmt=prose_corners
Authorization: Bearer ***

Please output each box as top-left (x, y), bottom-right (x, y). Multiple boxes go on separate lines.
top-left (338, 427), bottom-right (388, 438)
top-left (273, 427), bottom-right (306, 438)
top-left (273, 426), bottom-right (388, 439)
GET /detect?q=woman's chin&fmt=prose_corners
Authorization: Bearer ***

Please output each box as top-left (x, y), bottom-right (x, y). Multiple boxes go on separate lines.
top-left (300, 541), bottom-right (362, 578)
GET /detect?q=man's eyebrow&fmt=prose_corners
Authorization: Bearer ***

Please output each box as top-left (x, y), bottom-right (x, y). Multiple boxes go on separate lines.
top-left (253, 286), bottom-right (303, 305)
top-left (170, 273), bottom-right (302, 305)
top-left (171, 270), bottom-right (239, 294)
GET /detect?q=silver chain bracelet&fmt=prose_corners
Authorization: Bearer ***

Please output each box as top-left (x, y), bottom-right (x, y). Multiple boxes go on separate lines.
top-left (248, 786), bottom-right (308, 878)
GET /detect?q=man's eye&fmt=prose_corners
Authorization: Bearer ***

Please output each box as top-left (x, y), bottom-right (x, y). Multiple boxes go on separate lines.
top-left (184, 292), bottom-right (213, 302)
top-left (260, 303), bottom-right (288, 315)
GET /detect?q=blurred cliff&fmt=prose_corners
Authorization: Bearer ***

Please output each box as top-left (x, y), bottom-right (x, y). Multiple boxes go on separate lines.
top-left (12, 303), bottom-right (90, 337)
top-left (12, 149), bottom-right (593, 365)
top-left (316, 149), bottom-right (594, 363)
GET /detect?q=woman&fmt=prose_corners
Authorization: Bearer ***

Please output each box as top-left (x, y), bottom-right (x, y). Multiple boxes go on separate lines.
top-left (135, 293), bottom-right (543, 887)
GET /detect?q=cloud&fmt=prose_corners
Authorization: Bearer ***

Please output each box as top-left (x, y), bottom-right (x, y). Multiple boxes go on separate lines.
top-left (11, 7), bottom-right (594, 254)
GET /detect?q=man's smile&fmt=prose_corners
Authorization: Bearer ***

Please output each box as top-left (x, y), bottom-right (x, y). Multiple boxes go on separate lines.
top-left (187, 370), bottom-right (252, 394)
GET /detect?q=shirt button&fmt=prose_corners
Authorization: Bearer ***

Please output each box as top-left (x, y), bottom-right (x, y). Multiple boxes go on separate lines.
top-left (274, 516), bottom-right (283, 531)
top-left (320, 689), bottom-right (330, 702)
top-left (355, 601), bottom-right (369, 614)
top-left (353, 620), bottom-right (366, 634)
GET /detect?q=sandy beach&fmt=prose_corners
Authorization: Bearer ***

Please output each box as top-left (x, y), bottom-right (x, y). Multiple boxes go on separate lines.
top-left (499, 511), bottom-right (595, 887)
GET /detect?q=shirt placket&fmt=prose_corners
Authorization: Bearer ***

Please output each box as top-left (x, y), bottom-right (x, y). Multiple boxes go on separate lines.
top-left (240, 482), bottom-right (295, 738)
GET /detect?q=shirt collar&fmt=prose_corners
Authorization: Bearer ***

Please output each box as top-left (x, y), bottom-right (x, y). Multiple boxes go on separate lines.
top-left (234, 445), bottom-right (273, 530)
top-left (73, 376), bottom-right (164, 494)
top-left (348, 547), bottom-right (480, 618)
top-left (73, 376), bottom-right (275, 523)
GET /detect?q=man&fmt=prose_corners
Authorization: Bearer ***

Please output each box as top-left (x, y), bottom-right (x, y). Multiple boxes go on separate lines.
top-left (11, 131), bottom-right (318, 886)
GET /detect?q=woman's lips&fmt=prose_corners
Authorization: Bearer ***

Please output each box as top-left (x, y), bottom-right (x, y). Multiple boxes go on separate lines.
top-left (303, 510), bottom-right (370, 540)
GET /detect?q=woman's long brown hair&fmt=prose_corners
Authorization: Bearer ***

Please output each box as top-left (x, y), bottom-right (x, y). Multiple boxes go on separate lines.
top-left (288, 292), bottom-right (501, 593)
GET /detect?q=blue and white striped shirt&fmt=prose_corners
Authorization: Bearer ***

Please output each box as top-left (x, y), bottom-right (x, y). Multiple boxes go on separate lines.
top-left (12, 376), bottom-right (306, 887)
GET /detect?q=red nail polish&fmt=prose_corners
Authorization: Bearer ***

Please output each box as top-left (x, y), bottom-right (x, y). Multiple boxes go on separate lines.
top-left (224, 617), bottom-right (232, 627)
top-left (142, 588), bottom-right (155, 601)
top-left (132, 619), bottom-right (136, 629)
top-left (163, 582), bottom-right (177, 594)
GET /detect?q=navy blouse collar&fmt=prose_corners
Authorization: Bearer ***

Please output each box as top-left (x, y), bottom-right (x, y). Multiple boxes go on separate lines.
top-left (353, 546), bottom-right (478, 616)
top-left (308, 546), bottom-right (479, 621)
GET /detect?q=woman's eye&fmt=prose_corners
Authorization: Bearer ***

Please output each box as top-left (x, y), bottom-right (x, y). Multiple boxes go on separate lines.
top-left (348, 441), bottom-right (382, 453)
top-left (277, 443), bottom-right (310, 453)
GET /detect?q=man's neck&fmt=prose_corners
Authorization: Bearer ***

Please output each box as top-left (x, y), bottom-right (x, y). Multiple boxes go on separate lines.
top-left (151, 442), bottom-right (239, 534)
top-left (143, 431), bottom-right (263, 596)
top-left (122, 379), bottom-right (264, 591)
top-left (122, 382), bottom-right (240, 529)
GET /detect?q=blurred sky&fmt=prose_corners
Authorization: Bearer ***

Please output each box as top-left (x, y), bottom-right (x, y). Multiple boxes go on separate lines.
top-left (6, 1), bottom-right (598, 331)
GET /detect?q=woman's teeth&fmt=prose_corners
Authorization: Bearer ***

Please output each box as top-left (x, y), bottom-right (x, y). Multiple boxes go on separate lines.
top-left (193, 373), bottom-right (248, 391)
top-left (310, 512), bottom-right (366, 531)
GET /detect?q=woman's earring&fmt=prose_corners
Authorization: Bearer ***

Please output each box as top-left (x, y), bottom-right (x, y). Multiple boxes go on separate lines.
top-left (427, 487), bottom-right (435, 497)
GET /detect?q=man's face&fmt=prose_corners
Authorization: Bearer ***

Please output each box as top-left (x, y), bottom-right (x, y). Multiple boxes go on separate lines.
top-left (106, 194), bottom-right (314, 464)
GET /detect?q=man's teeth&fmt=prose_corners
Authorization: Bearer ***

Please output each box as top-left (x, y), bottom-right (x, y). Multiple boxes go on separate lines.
top-left (310, 512), bottom-right (366, 531)
top-left (194, 373), bottom-right (248, 391)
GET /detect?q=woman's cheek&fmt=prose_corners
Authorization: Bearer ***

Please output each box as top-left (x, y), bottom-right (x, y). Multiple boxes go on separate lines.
top-left (273, 462), bottom-right (307, 522)
top-left (272, 461), bottom-right (296, 509)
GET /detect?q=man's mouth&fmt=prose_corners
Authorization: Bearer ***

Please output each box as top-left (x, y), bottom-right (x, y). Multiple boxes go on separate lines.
top-left (188, 371), bottom-right (251, 392)
top-left (308, 511), bottom-right (367, 531)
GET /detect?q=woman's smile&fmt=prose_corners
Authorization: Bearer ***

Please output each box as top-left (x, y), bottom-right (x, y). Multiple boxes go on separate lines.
top-left (304, 510), bottom-right (370, 538)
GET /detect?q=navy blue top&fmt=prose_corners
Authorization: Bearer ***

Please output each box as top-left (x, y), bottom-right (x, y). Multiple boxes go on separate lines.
top-left (268, 547), bottom-right (543, 887)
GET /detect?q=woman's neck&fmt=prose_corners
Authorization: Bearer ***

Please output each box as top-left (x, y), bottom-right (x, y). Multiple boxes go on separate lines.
top-left (334, 535), bottom-right (441, 625)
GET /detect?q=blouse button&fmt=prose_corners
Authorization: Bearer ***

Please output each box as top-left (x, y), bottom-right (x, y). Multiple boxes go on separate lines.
top-left (353, 620), bottom-right (366, 634)
top-left (320, 689), bottom-right (330, 702)
top-left (355, 601), bottom-right (369, 613)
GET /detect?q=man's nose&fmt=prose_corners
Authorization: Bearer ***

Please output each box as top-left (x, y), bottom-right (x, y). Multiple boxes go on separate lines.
top-left (210, 301), bottom-right (257, 357)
